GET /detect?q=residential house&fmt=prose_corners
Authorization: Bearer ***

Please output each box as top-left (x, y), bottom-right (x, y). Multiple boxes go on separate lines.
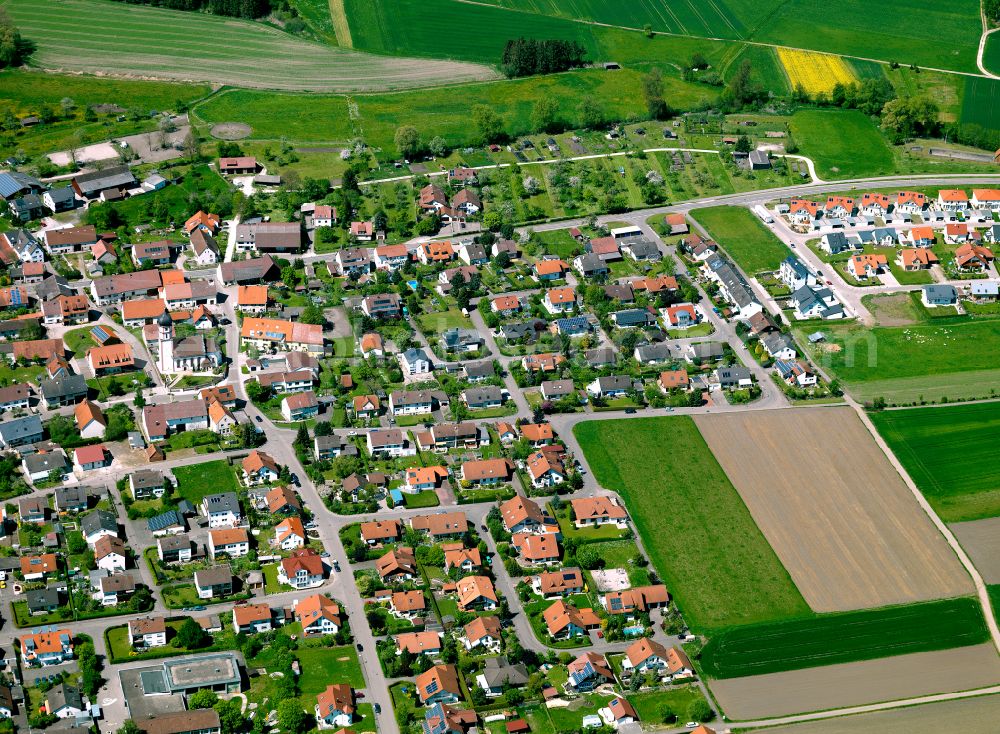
top-left (775, 359), bottom-right (818, 387)
top-left (94, 535), bottom-right (127, 572)
top-left (367, 428), bottom-right (416, 458)
top-left (242, 450), bottom-right (280, 486)
top-left (274, 517), bottom-right (306, 550)
top-left (543, 287), bottom-right (577, 314)
top-left (460, 458), bottom-right (514, 486)
top-left (532, 568), bottom-right (585, 599)
top-left (477, 656), bottom-right (528, 698)
top-left (232, 603), bottom-right (273, 634)
top-left (157, 534), bottom-right (193, 563)
top-left (194, 565), bottom-right (234, 599)
top-left (278, 548), bottom-right (325, 589)
top-left (390, 590), bottom-right (427, 620)
top-left (715, 366), bottom-right (754, 389)
top-left (281, 391), bottom-right (319, 422)
top-left (81, 510), bottom-right (118, 545)
top-left (571, 496), bottom-right (627, 528)
top-left (602, 585), bottom-right (669, 616)
top-left (315, 684), bottom-right (355, 729)
top-left (922, 284), bottom-right (959, 307)
top-left (543, 599), bottom-right (600, 639)
top-left (295, 594), bottom-right (342, 636)
top-left (512, 532), bottom-right (560, 566)
top-left (20, 629), bottom-right (73, 666)
top-left (567, 652), bottom-right (615, 692)
top-left (128, 617), bottom-right (168, 649)
top-left (397, 631), bottom-right (442, 657)
top-left (415, 665), bottom-right (462, 705)
top-left (587, 375), bottom-right (635, 399)
top-left (463, 615), bottom-right (502, 652)
top-left (209, 528), bottom-right (250, 559)
top-left (376, 546), bottom-right (417, 583)
top-left (400, 347), bottom-right (432, 376)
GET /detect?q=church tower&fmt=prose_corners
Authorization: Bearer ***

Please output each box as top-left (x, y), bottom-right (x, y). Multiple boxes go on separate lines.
top-left (157, 309), bottom-right (174, 374)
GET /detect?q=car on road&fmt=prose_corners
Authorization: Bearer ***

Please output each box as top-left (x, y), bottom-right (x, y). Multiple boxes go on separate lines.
top-left (320, 551), bottom-right (330, 558)
top-left (685, 723), bottom-right (700, 728)
top-left (624, 408), bottom-right (636, 414)
top-left (356, 643), bottom-right (363, 652)
top-left (290, 473), bottom-right (300, 487)
top-left (789, 243), bottom-right (796, 248)
top-left (826, 280), bottom-right (832, 285)
top-left (348, 430), bottom-right (357, 436)
top-left (333, 560), bottom-right (341, 572)
top-left (255, 415), bottom-right (263, 423)
top-left (373, 704), bottom-right (381, 714)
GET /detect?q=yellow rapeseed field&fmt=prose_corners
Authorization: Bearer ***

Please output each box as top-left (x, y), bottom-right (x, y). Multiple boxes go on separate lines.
top-left (777, 48), bottom-right (856, 95)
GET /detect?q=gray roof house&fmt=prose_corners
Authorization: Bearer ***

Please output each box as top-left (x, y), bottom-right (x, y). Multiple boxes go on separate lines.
top-left (463, 361), bottom-right (495, 382)
top-left (81, 509), bottom-right (119, 542)
top-left (587, 375), bottom-right (637, 397)
top-left (462, 386), bottom-right (504, 409)
top-left (40, 374), bottom-right (88, 409)
top-left (634, 342), bottom-right (672, 364)
top-left (686, 342), bottom-right (725, 362)
top-left (585, 347), bottom-right (617, 368)
top-left (621, 238), bottom-right (660, 261)
top-left (479, 656), bottom-right (529, 696)
top-left (611, 309), bottom-right (657, 328)
top-left (972, 280), bottom-right (1000, 299)
top-left (439, 328), bottom-right (483, 353)
top-left (148, 509), bottom-right (184, 534)
top-left (541, 379), bottom-right (576, 401)
top-left (716, 366), bottom-right (754, 388)
top-left (922, 284), bottom-right (958, 307)
top-left (22, 450), bottom-right (69, 482)
top-left (761, 332), bottom-right (797, 360)
top-left (0, 414), bottom-right (43, 448)
top-left (26, 586), bottom-right (62, 615)
top-left (54, 486), bottom-right (89, 513)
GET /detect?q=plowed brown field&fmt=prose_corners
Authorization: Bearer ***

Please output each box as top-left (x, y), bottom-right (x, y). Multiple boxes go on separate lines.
top-left (694, 407), bottom-right (971, 612)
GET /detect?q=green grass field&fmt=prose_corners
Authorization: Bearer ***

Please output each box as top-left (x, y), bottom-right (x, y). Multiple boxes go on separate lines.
top-left (371, 0), bottom-right (981, 74)
top-left (700, 597), bottom-right (988, 679)
top-left (960, 76), bottom-right (1000, 129)
top-left (193, 68), bottom-right (714, 152)
top-left (626, 686), bottom-right (708, 723)
top-left (789, 108), bottom-right (895, 179)
top-left (756, 0), bottom-right (980, 74)
top-left (297, 645), bottom-right (366, 691)
top-left (990, 586), bottom-right (1000, 626)
top-left (690, 205), bottom-right (790, 274)
top-left (7, 0), bottom-right (495, 92)
top-left (870, 403), bottom-right (1000, 522)
top-left (796, 315), bottom-right (1000, 406)
top-left (980, 34), bottom-right (1000, 80)
top-left (574, 417), bottom-right (810, 631)
top-left (171, 460), bottom-right (241, 504)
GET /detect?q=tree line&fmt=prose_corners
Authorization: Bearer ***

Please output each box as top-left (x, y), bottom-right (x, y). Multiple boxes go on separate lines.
top-left (500, 38), bottom-right (587, 78)
top-left (0, 9), bottom-right (33, 68)
top-left (108, 0), bottom-right (272, 19)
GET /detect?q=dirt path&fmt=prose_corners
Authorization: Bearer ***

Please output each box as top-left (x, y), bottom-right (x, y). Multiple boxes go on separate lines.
top-left (327, 0), bottom-right (354, 48)
top-left (710, 644), bottom-right (1000, 720)
top-left (743, 693), bottom-right (1000, 734)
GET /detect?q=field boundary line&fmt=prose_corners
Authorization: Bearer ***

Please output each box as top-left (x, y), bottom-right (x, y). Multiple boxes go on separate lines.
top-left (725, 684), bottom-right (1000, 729)
top-left (327, 0), bottom-right (354, 48)
top-left (852, 401), bottom-right (1000, 655)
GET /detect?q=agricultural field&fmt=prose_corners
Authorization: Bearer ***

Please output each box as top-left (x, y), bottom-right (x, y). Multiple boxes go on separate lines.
top-left (795, 315), bottom-right (1000, 405)
top-left (788, 109), bottom-right (896, 179)
top-left (689, 205), bottom-right (790, 275)
top-left (870, 403), bottom-right (1000, 522)
top-left (981, 33), bottom-right (1000, 78)
top-left (951, 517), bottom-right (1000, 583)
top-left (960, 76), bottom-right (1000, 130)
top-left (709, 643), bottom-right (1000, 720)
top-left (758, 695), bottom-right (1000, 734)
top-left (755, 0), bottom-right (981, 74)
top-left (694, 409), bottom-right (972, 612)
top-left (777, 48), bottom-right (856, 95)
top-left (573, 417), bottom-right (810, 632)
top-left (192, 69), bottom-right (714, 152)
top-left (7, 0), bottom-right (496, 92)
top-left (700, 597), bottom-right (988, 679)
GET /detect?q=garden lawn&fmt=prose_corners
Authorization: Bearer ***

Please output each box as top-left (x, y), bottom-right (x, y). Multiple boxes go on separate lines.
top-left (690, 205), bottom-right (789, 275)
top-left (789, 108), bottom-right (895, 179)
top-left (574, 417), bottom-right (809, 631)
top-left (105, 620), bottom-right (238, 663)
top-left (795, 315), bottom-right (1000, 405)
top-left (870, 403), bottom-right (1000, 522)
top-left (700, 597), bottom-right (988, 679)
top-left (171, 460), bottom-right (240, 504)
top-left (403, 490), bottom-right (440, 509)
top-left (297, 645), bottom-right (366, 691)
top-left (626, 685), bottom-right (708, 723)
